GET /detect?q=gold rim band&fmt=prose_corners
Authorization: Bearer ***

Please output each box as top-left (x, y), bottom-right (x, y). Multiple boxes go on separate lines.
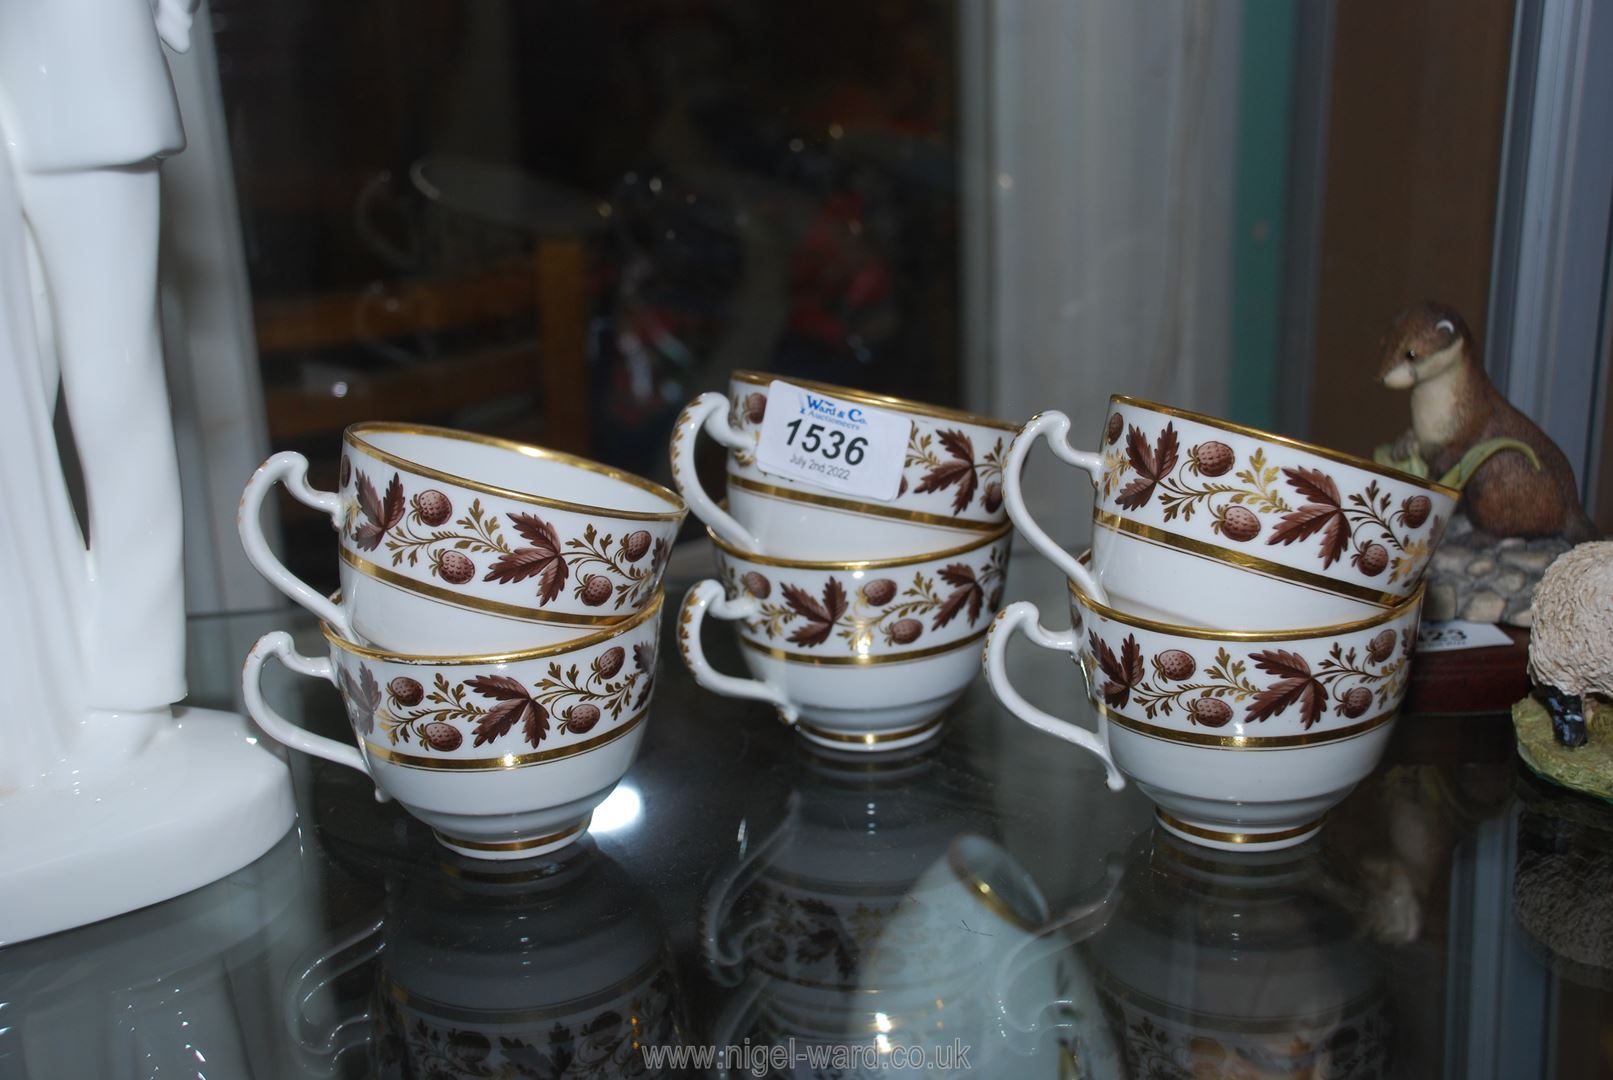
top-left (432, 816), bottom-right (590, 852)
top-left (1109, 395), bottom-right (1461, 498)
top-left (732, 369), bottom-right (1019, 432)
top-left (739, 624), bottom-right (990, 666)
top-left (1097, 700), bottom-right (1398, 748)
top-left (339, 546), bottom-right (639, 627)
top-left (727, 473), bottom-right (1003, 533)
top-left (710, 519), bottom-right (1011, 570)
top-left (1092, 511), bottom-right (1413, 609)
top-left (321, 587), bottom-right (663, 664)
top-left (345, 422), bottom-right (686, 522)
top-left (1069, 545), bottom-right (1422, 641)
top-left (796, 713), bottom-right (944, 745)
top-left (946, 846), bottom-right (1040, 932)
top-left (383, 955), bottom-right (664, 1025)
top-left (365, 709), bottom-right (647, 770)
top-left (1155, 810), bottom-right (1325, 845)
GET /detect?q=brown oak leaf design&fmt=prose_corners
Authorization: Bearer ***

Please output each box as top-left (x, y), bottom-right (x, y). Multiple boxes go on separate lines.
top-left (1090, 632), bottom-right (1144, 708)
top-left (782, 578), bottom-right (848, 648)
top-left (351, 471), bottom-right (406, 551)
top-left (465, 674), bottom-right (549, 748)
top-left (932, 563), bottom-right (985, 629)
top-left (338, 663), bottom-right (382, 734)
top-left (913, 429), bottom-right (980, 514)
top-left (1115, 423), bottom-right (1180, 511)
top-left (633, 641), bottom-right (656, 709)
top-left (1266, 467), bottom-right (1348, 568)
top-left (1245, 649), bottom-right (1326, 728)
top-left (484, 513), bottom-right (569, 603)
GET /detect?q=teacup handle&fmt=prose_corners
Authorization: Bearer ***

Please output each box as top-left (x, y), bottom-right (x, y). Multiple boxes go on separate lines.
top-left (984, 602), bottom-right (1124, 790)
top-left (242, 630), bottom-right (375, 783)
top-left (238, 451), bottom-right (354, 639)
top-left (678, 580), bottom-right (799, 724)
top-left (1002, 411), bottom-right (1107, 603)
top-left (700, 791), bottom-right (801, 984)
top-left (669, 392), bottom-right (763, 552)
top-left (281, 911), bottom-right (386, 1074)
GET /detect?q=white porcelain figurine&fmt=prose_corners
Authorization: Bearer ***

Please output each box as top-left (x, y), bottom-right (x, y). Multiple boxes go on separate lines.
top-left (0, 0), bottom-right (294, 946)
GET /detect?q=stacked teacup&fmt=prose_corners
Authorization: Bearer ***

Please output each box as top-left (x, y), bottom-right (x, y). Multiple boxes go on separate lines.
top-left (985, 397), bottom-right (1456, 850)
top-left (673, 372), bottom-right (1015, 752)
top-left (236, 423), bottom-right (685, 859)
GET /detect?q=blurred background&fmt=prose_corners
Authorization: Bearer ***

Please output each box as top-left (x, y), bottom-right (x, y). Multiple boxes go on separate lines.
top-left (164, 0), bottom-right (1611, 613)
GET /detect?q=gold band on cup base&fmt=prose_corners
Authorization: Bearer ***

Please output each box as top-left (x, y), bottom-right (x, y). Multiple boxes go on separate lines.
top-left (1155, 810), bottom-right (1324, 847)
top-left (433, 816), bottom-right (591, 854)
top-left (796, 714), bottom-right (945, 747)
top-left (1092, 511), bottom-right (1409, 609)
top-left (727, 474), bottom-right (1003, 533)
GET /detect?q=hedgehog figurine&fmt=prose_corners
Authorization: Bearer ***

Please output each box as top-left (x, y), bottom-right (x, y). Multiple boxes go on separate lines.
top-left (1528, 542), bottom-right (1613, 747)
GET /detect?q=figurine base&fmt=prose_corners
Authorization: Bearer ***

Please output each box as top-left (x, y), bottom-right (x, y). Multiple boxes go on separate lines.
top-left (0, 706), bottom-right (296, 947)
top-left (1513, 696), bottom-right (1613, 804)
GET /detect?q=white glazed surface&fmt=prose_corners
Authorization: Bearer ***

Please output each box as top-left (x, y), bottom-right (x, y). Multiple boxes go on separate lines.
top-left (241, 595), bottom-right (662, 860)
top-left (983, 570), bottom-right (1423, 849)
top-left (1003, 399), bottom-right (1456, 629)
top-left (669, 372), bottom-right (1015, 560)
top-left (678, 528), bottom-right (1011, 749)
top-left (239, 425), bottom-right (683, 656)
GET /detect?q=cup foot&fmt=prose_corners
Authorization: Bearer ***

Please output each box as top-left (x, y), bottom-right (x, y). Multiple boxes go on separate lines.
top-left (795, 713), bottom-right (945, 753)
top-left (433, 815), bottom-right (592, 861)
top-left (1154, 810), bottom-right (1325, 852)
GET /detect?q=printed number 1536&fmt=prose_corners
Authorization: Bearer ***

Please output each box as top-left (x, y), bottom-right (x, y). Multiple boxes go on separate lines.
top-left (784, 419), bottom-right (867, 465)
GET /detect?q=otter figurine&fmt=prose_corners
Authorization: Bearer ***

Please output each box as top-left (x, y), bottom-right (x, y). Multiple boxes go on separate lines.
top-left (1378, 302), bottom-right (1598, 543)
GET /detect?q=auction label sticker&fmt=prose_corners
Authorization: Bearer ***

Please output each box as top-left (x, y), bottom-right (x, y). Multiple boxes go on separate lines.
top-left (1416, 619), bottom-right (1515, 653)
top-left (754, 380), bottom-right (910, 501)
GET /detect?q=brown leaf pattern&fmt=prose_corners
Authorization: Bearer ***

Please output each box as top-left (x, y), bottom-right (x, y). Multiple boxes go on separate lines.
top-left (913, 429), bottom-right (979, 514)
top-left (932, 563), bottom-right (983, 629)
top-left (1090, 631), bottom-right (1145, 708)
top-left (484, 513), bottom-right (569, 603)
top-left (351, 470), bottom-right (407, 550)
top-left (1244, 650), bottom-right (1325, 728)
top-left (465, 674), bottom-right (548, 748)
top-left (782, 579), bottom-right (849, 647)
top-left (338, 663), bottom-right (382, 734)
top-left (1266, 467), bottom-right (1349, 568)
top-left (1115, 423), bottom-right (1180, 511)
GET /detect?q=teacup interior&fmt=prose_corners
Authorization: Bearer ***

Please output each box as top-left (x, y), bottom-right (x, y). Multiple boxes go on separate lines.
top-left (359, 429), bottom-right (675, 513)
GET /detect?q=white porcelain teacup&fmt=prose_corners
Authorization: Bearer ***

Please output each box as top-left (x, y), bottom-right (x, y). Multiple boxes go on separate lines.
top-left (1003, 398), bottom-right (1456, 629)
top-left (239, 423), bottom-right (685, 655)
top-left (241, 593), bottom-right (662, 860)
top-left (671, 372), bottom-right (1017, 560)
top-left (983, 561), bottom-right (1424, 850)
top-left (678, 525), bottom-right (1012, 750)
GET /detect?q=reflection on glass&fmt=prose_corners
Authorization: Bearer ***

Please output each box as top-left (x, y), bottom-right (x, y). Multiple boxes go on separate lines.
top-left (371, 842), bottom-right (685, 1078)
top-left (702, 743), bottom-right (1105, 1077)
top-left (1086, 828), bottom-right (1391, 1078)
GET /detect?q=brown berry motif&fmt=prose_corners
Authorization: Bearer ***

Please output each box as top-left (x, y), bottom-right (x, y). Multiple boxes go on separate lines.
top-left (723, 542), bottom-right (1009, 653)
top-left (1096, 417), bottom-right (1445, 587)
top-left (1087, 624), bottom-right (1407, 731)
top-left (338, 638), bottom-right (654, 755)
top-left (345, 467), bottom-right (668, 611)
